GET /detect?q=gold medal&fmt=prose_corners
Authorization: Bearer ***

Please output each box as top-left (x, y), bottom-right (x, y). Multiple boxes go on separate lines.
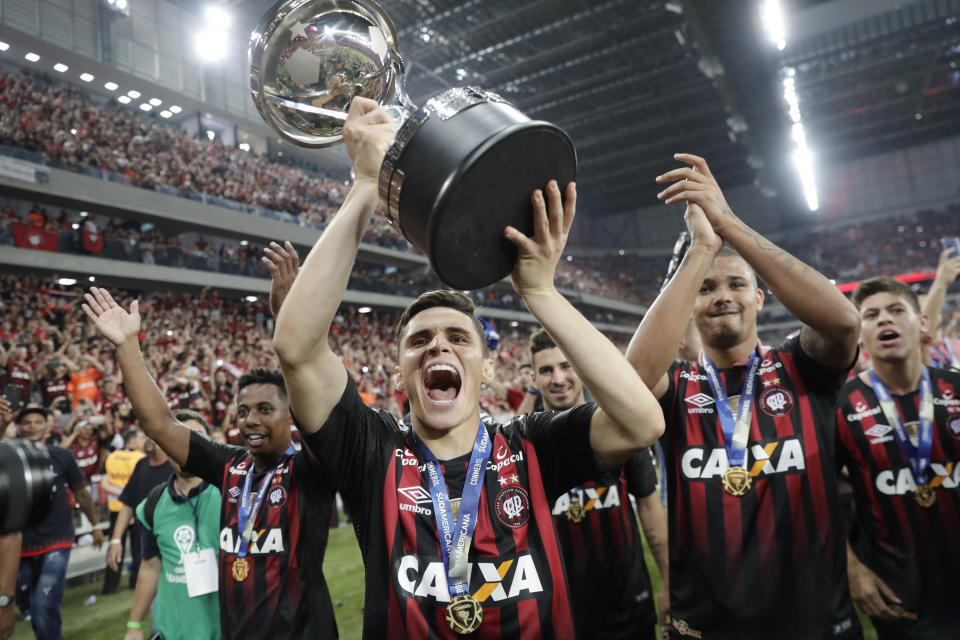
top-left (446, 594), bottom-right (483, 634)
top-left (565, 500), bottom-right (586, 523)
top-left (722, 466), bottom-right (752, 496)
top-left (914, 484), bottom-right (936, 508)
top-left (232, 557), bottom-right (249, 582)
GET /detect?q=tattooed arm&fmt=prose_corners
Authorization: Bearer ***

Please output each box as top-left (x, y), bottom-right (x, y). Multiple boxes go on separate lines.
top-left (656, 153), bottom-right (859, 369)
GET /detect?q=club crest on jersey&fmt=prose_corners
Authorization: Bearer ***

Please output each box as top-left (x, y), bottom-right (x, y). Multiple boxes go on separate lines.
top-left (495, 486), bottom-right (530, 528)
top-left (864, 424), bottom-right (894, 445)
top-left (220, 527), bottom-right (286, 555)
top-left (266, 485), bottom-right (287, 509)
top-left (398, 485), bottom-right (433, 516)
top-left (759, 387), bottom-right (794, 417)
top-left (395, 552), bottom-right (543, 604)
top-left (685, 393), bottom-right (715, 414)
top-left (875, 461), bottom-right (960, 496)
top-left (551, 485), bottom-right (621, 518)
top-left (681, 437), bottom-right (806, 482)
top-left (948, 415), bottom-right (960, 438)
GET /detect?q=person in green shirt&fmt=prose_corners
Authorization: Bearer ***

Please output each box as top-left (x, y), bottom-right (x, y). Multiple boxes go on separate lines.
top-left (124, 410), bottom-right (222, 640)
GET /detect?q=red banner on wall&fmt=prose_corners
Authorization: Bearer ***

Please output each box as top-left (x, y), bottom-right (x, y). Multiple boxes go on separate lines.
top-left (12, 223), bottom-right (58, 252)
top-left (82, 227), bottom-right (103, 253)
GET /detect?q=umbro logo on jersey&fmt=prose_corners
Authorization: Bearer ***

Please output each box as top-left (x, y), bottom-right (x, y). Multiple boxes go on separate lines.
top-left (227, 486), bottom-right (241, 503)
top-left (864, 424), bottom-right (894, 444)
top-left (685, 393), bottom-right (715, 414)
top-left (681, 437), bottom-right (806, 481)
top-left (398, 485), bottom-right (433, 516)
top-left (875, 461), bottom-right (960, 496)
top-left (396, 552), bottom-right (543, 604)
top-left (551, 485), bottom-right (621, 517)
top-left (220, 527), bottom-right (286, 555)
top-left (948, 415), bottom-right (960, 437)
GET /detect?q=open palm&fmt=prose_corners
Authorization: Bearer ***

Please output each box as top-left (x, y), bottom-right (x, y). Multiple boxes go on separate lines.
top-left (82, 287), bottom-right (140, 346)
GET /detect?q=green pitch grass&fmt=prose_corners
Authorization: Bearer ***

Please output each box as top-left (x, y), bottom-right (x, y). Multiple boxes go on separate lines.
top-left (11, 519), bottom-right (876, 639)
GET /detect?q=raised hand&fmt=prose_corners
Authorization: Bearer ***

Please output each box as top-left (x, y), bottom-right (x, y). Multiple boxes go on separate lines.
top-left (262, 241), bottom-right (300, 317)
top-left (82, 288), bottom-right (140, 347)
top-left (934, 247), bottom-right (960, 285)
top-left (656, 153), bottom-right (738, 237)
top-left (342, 97), bottom-right (398, 186)
top-left (683, 202), bottom-right (722, 255)
top-left (505, 180), bottom-right (576, 297)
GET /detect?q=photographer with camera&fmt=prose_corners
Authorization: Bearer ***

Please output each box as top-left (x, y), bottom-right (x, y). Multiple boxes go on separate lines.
top-left (16, 405), bottom-right (103, 640)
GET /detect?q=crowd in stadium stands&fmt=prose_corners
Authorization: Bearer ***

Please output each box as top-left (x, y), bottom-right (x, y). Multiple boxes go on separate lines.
top-left (0, 273), bottom-right (588, 480)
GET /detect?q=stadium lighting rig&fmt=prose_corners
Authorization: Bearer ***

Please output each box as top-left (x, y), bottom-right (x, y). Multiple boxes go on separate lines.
top-left (103, 0), bottom-right (130, 17)
top-left (195, 5), bottom-right (232, 63)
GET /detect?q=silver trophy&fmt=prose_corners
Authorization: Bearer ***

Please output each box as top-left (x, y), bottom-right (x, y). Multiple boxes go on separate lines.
top-left (250, 0), bottom-right (576, 290)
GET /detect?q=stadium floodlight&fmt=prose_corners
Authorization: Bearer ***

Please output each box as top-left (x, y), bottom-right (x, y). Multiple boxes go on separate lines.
top-left (104, 81), bottom-right (119, 91)
top-left (760, 0), bottom-right (786, 51)
top-left (159, 110), bottom-right (172, 118)
top-left (80, 73), bottom-right (95, 82)
top-left (358, 307), bottom-right (372, 314)
top-left (57, 278), bottom-right (77, 286)
top-left (149, 97), bottom-right (162, 106)
top-left (245, 296), bottom-right (258, 303)
top-left (116, 0), bottom-right (128, 9)
top-left (791, 123), bottom-right (818, 211)
top-left (139, 103), bottom-right (153, 111)
top-left (88, 276), bottom-right (95, 282)
top-left (195, 5), bottom-right (231, 63)
top-left (169, 105), bottom-right (182, 114)
top-left (54, 63), bottom-right (69, 72)
top-left (25, 52), bottom-right (39, 62)
top-left (206, 129), bottom-right (216, 140)
top-left (127, 89), bottom-right (141, 98)
top-left (117, 95), bottom-right (131, 104)
top-left (240, 240), bottom-right (249, 246)
top-left (0, 42), bottom-right (9, 52)
top-left (238, 142), bottom-right (250, 151)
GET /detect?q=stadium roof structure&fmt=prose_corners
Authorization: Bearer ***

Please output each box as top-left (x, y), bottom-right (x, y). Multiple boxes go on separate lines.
top-left (214, 0), bottom-right (960, 227)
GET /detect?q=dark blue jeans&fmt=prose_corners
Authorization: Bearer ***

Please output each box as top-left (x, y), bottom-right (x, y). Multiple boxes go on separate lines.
top-left (17, 547), bottom-right (70, 640)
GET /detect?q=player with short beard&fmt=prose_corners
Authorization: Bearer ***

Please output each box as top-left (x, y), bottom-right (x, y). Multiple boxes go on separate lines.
top-left (272, 97), bottom-right (664, 638)
top-left (627, 154), bottom-right (862, 639)
top-left (836, 276), bottom-right (960, 639)
top-left (530, 329), bottom-right (668, 639)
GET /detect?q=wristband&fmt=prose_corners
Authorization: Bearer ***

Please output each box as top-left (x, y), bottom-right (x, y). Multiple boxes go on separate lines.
top-left (526, 387), bottom-right (541, 396)
top-left (126, 621), bottom-right (143, 629)
top-left (110, 539), bottom-right (122, 545)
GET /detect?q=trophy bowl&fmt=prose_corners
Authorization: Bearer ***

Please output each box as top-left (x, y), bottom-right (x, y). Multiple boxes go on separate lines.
top-left (250, 0), bottom-right (577, 290)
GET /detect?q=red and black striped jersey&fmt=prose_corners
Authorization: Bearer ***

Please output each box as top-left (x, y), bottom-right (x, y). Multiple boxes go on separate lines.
top-left (659, 337), bottom-right (860, 639)
top-left (835, 367), bottom-right (960, 638)
top-left (550, 450), bottom-right (658, 638)
top-left (302, 375), bottom-right (603, 639)
top-left (184, 431), bottom-right (338, 639)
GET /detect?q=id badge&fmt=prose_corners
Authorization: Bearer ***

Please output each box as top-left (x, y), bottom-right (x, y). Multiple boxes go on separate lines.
top-left (183, 548), bottom-right (219, 598)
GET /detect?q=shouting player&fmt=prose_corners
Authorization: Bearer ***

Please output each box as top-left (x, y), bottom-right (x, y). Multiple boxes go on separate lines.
top-left (837, 276), bottom-right (960, 639)
top-left (272, 97), bottom-right (664, 637)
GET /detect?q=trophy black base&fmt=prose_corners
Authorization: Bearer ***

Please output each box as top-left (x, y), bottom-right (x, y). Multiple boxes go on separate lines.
top-left (383, 90), bottom-right (577, 291)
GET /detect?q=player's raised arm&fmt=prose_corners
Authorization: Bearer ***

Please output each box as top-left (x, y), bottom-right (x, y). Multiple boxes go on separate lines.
top-left (272, 97), bottom-right (396, 434)
top-left (505, 180), bottom-right (664, 468)
top-left (82, 288), bottom-right (190, 466)
top-left (656, 153), bottom-right (859, 369)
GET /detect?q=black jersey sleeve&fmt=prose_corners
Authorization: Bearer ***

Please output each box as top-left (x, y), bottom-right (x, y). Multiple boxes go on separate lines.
top-left (139, 523), bottom-right (160, 560)
top-left (624, 450), bottom-right (657, 499)
top-left (118, 457), bottom-right (145, 508)
top-left (785, 334), bottom-right (856, 394)
top-left (60, 448), bottom-right (87, 493)
top-left (183, 430), bottom-right (243, 489)
top-left (516, 402), bottom-right (602, 502)
top-left (298, 372), bottom-right (393, 506)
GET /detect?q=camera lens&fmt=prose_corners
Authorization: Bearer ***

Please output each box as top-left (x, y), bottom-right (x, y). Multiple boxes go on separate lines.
top-left (0, 439), bottom-right (55, 535)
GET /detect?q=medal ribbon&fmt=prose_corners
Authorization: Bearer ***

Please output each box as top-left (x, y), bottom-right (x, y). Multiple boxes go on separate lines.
top-left (941, 338), bottom-right (959, 369)
top-left (410, 423), bottom-right (491, 597)
top-left (868, 368), bottom-right (934, 485)
top-left (236, 443), bottom-right (296, 559)
top-left (700, 349), bottom-right (761, 469)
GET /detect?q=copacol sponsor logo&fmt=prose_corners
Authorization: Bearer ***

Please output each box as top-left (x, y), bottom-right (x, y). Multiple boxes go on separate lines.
top-left (395, 551), bottom-right (543, 604)
top-left (875, 461), bottom-right (960, 496)
top-left (681, 437), bottom-right (806, 481)
top-left (551, 485), bottom-right (621, 516)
